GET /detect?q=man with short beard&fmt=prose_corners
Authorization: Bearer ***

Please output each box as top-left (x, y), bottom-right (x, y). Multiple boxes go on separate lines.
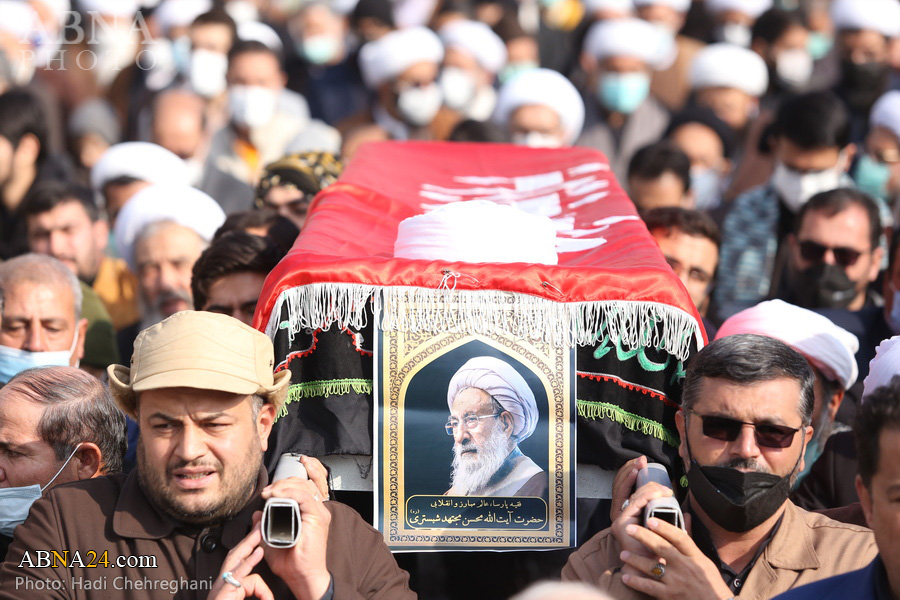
top-left (445, 356), bottom-right (547, 497)
top-left (0, 311), bottom-right (416, 600)
top-left (563, 334), bottom-right (876, 600)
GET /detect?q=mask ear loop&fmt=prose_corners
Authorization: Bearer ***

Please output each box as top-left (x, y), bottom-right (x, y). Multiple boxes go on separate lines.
top-left (68, 327), bottom-right (80, 368)
top-left (41, 442), bottom-right (83, 492)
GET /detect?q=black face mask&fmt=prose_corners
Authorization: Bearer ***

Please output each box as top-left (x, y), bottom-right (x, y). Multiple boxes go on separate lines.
top-left (686, 460), bottom-right (796, 532)
top-left (790, 263), bottom-right (857, 309)
top-left (839, 60), bottom-right (889, 112)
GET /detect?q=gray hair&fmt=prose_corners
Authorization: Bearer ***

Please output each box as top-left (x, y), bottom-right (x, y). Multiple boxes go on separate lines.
top-left (510, 582), bottom-right (614, 600)
top-left (683, 334), bottom-right (815, 425)
top-left (133, 220), bottom-right (209, 269)
top-left (0, 253), bottom-right (83, 320)
top-left (3, 366), bottom-right (127, 474)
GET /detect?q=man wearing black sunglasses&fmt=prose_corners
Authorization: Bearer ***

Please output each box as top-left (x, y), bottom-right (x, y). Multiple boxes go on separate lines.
top-left (778, 188), bottom-right (883, 311)
top-left (563, 334), bottom-right (876, 599)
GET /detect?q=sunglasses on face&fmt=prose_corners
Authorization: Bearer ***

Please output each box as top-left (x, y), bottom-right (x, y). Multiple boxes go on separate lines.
top-left (687, 410), bottom-right (802, 448)
top-left (797, 239), bottom-right (866, 268)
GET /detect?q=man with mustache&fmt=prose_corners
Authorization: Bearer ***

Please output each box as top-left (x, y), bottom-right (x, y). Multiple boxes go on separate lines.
top-left (445, 356), bottom-right (546, 498)
top-left (563, 334), bottom-right (876, 599)
top-left (0, 311), bottom-right (415, 599)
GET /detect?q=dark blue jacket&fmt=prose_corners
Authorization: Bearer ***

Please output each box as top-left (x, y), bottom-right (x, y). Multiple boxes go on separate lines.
top-left (772, 557), bottom-right (885, 600)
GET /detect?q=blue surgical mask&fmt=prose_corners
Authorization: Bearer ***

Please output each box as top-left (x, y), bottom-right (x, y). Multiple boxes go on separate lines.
top-left (854, 154), bottom-right (891, 201)
top-left (301, 34), bottom-right (341, 66)
top-left (690, 167), bottom-right (723, 211)
top-left (0, 443), bottom-right (82, 537)
top-left (807, 32), bottom-right (833, 61)
top-left (0, 330), bottom-right (79, 385)
top-left (596, 72), bottom-right (650, 115)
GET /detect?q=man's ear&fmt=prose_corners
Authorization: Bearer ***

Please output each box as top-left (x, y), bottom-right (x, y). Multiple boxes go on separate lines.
top-left (856, 474), bottom-right (874, 529)
top-left (675, 410), bottom-right (688, 466)
top-left (828, 389), bottom-right (844, 422)
top-left (257, 401), bottom-right (276, 451)
top-left (74, 442), bottom-right (103, 479)
top-left (14, 132), bottom-right (40, 167)
top-left (869, 245), bottom-right (886, 283)
top-left (93, 218), bottom-right (109, 254)
top-left (72, 318), bottom-right (88, 365)
top-left (499, 410), bottom-right (514, 435)
top-left (840, 143), bottom-right (857, 172)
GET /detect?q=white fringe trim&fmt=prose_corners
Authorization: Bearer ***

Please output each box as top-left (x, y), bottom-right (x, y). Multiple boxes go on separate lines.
top-left (265, 283), bottom-right (703, 360)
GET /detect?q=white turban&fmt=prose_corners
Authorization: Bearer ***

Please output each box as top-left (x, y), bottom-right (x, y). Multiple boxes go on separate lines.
top-left (154, 0), bottom-right (212, 36)
top-left (871, 91), bottom-right (900, 142)
top-left (447, 356), bottom-right (539, 441)
top-left (238, 21), bottom-right (284, 52)
top-left (394, 200), bottom-right (558, 265)
top-left (0, 1), bottom-right (37, 39)
top-left (439, 20), bottom-right (507, 75)
top-left (78, 0), bottom-right (139, 17)
top-left (690, 43), bottom-right (769, 97)
top-left (582, 18), bottom-right (671, 70)
top-left (705, 0), bottom-right (772, 19)
top-left (633, 0), bottom-right (691, 12)
top-left (864, 337), bottom-right (900, 399)
top-left (832, 0), bottom-right (900, 39)
top-left (91, 142), bottom-right (191, 192)
top-left (359, 27), bottom-right (444, 89)
top-left (114, 184), bottom-right (226, 272)
top-left (583, 0), bottom-right (634, 15)
top-left (716, 299), bottom-right (859, 390)
top-left (494, 68), bottom-right (585, 145)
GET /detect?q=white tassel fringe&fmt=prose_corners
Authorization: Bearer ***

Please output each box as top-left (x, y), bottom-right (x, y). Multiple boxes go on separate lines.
top-left (265, 283), bottom-right (703, 360)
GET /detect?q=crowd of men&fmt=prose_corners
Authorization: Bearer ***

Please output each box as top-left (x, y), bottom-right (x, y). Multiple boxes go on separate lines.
top-left (2, 0), bottom-right (900, 598)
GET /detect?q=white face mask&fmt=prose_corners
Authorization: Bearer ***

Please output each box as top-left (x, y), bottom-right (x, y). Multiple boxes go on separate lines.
top-left (771, 159), bottom-right (844, 213)
top-left (511, 131), bottom-right (564, 148)
top-left (439, 66), bottom-right (478, 112)
top-left (0, 443), bottom-right (83, 537)
top-left (0, 329), bottom-right (79, 385)
top-left (775, 49), bottom-right (813, 89)
top-left (190, 49), bottom-right (228, 98)
top-left (396, 83), bottom-right (442, 127)
top-left (229, 85), bottom-right (279, 129)
top-left (716, 22), bottom-right (752, 47)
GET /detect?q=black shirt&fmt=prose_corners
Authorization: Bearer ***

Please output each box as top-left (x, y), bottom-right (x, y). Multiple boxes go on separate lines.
top-left (689, 506), bottom-right (784, 594)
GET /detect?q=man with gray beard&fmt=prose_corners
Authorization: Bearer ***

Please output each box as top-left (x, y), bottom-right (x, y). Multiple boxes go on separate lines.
top-left (444, 356), bottom-right (547, 497)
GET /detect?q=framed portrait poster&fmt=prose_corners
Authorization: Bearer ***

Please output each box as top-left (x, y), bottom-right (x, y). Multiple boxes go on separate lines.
top-left (374, 297), bottom-right (576, 551)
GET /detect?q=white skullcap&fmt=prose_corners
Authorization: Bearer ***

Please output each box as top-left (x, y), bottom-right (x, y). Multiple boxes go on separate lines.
top-left (690, 43), bottom-right (768, 97)
top-left (447, 356), bottom-right (539, 441)
top-left (871, 91), bottom-right (900, 143)
top-left (358, 26), bottom-right (444, 88)
top-left (864, 337), bottom-right (900, 399)
top-left (0, 1), bottom-right (37, 39)
top-left (78, 0), bottom-right (139, 16)
top-left (716, 299), bottom-right (859, 390)
top-left (154, 0), bottom-right (212, 35)
top-left (91, 142), bottom-right (191, 192)
top-left (832, 0), bottom-right (900, 38)
top-left (705, 0), bottom-right (772, 19)
top-left (394, 200), bottom-right (559, 265)
top-left (583, 0), bottom-right (634, 14)
top-left (494, 68), bottom-right (585, 145)
top-left (439, 20), bottom-right (507, 75)
top-left (582, 18), bottom-right (671, 70)
top-left (633, 0), bottom-right (691, 12)
top-left (114, 184), bottom-right (226, 272)
top-left (238, 21), bottom-right (284, 51)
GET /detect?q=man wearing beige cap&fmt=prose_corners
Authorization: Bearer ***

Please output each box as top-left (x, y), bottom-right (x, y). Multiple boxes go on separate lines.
top-left (0, 311), bottom-right (415, 600)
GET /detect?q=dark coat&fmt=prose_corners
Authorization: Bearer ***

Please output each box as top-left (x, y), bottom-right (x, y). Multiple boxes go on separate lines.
top-left (0, 469), bottom-right (415, 600)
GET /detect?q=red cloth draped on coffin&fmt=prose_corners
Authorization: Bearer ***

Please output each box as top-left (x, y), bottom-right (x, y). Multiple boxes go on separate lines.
top-left (254, 141), bottom-right (706, 347)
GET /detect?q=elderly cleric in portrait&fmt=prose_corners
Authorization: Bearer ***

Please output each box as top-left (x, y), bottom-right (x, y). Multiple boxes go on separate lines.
top-left (444, 356), bottom-right (548, 497)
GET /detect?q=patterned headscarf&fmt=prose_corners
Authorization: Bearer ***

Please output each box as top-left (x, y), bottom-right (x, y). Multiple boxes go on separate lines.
top-left (255, 152), bottom-right (344, 208)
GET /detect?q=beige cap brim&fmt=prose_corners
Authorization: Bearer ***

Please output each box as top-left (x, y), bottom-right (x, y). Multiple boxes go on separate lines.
top-left (108, 364), bottom-right (290, 420)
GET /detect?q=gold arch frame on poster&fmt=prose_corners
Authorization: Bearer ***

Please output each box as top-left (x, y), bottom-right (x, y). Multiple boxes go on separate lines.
top-left (376, 325), bottom-right (575, 551)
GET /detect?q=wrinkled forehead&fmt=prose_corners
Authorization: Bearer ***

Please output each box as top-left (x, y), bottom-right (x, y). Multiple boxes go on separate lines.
top-left (450, 387), bottom-right (493, 415)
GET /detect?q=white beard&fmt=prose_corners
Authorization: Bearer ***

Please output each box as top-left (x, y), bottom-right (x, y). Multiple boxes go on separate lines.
top-left (450, 424), bottom-right (512, 495)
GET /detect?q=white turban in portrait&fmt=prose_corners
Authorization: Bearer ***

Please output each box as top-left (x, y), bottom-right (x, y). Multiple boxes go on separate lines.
top-left (447, 356), bottom-right (539, 441)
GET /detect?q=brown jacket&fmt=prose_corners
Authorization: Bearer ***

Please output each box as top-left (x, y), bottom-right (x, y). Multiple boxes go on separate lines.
top-left (561, 501), bottom-right (876, 600)
top-left (0, 470), bottom-right (415, 600)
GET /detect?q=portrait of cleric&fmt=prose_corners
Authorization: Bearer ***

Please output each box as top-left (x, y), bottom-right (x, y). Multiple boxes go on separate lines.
top-left (444, 356), bottom-right (548, 498)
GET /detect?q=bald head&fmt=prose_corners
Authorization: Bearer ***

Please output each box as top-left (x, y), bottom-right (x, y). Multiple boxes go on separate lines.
top-left (0, 254), bottom-right (82, 319)
top-left (151, 90), bottom-right (206, 161)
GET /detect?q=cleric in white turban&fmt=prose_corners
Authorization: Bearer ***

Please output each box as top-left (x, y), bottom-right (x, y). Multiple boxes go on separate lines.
top-left (494, 68), bottom-right (585, 148)
top-left (716, 299), bottom-right (859, 477)
top-left (689, 43), bottom-right (768, 131)
top-left (864, 337), bottom-right (900, 399)
top-left (444, 356), bottom-right (546, 497)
